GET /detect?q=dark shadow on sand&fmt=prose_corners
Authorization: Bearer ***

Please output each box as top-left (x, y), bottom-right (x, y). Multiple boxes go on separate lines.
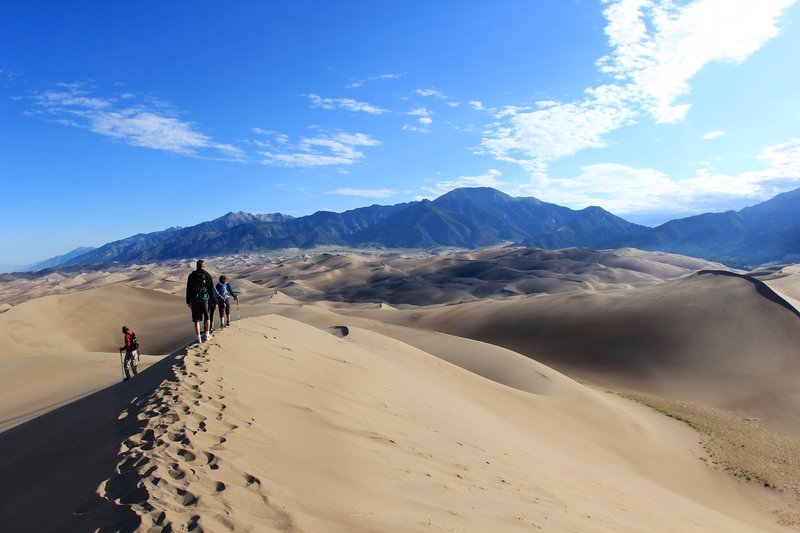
top-left (0, 346), bottom-right (191, 532)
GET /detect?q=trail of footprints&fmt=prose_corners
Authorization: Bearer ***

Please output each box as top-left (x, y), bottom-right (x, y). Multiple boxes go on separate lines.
top-left (98, 343), bottom-right (289, 532)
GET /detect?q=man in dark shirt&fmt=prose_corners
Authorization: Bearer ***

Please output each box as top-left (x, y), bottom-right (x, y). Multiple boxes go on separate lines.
top-left (186, 259), bottom-right (218, 344)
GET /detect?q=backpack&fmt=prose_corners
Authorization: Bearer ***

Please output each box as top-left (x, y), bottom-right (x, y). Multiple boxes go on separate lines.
top-left (130, 332), bottom-right (139, 351)
top-left (189, 270), bottom-right (209, 302)
top-left (217, 282), bottom-right (228, 299)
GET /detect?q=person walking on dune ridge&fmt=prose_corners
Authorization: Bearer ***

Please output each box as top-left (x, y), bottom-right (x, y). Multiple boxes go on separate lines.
top-left (119, 326), bottom-right (139, 381)
top-left (216, 274), bottom-right (238, 328)
top-left (186, 259), bottom-right (218, 344)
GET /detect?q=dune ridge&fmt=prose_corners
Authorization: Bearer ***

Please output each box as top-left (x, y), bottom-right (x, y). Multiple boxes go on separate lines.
top-left (2, 313), bottom-right (791, 531)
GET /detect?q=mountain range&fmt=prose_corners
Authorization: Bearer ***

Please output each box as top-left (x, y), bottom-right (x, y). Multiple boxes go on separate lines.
top-left (40, 187), bottom-right (800, 270)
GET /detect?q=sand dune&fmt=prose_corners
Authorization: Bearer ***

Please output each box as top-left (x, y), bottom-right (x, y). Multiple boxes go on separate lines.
top-left (0, 246), bottom-right (726, 310)
top-left (368, 270), bottom-right (800, 435)
top-left (0, 285), bottom-right (189, 431)
top-left (0, 313), bottom-right (790, 531)
top-left (2, 247), bottom-right (800, 530)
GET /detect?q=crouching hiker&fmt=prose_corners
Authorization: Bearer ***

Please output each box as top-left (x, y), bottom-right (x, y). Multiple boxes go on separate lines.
top-left (119, 326), bottom-right (139, 381)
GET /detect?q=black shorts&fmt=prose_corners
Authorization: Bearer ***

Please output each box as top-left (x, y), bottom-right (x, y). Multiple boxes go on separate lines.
top-left (219, 298), bottom-right (230, 315)
top-left (191, 300), bottom-right (210, 322)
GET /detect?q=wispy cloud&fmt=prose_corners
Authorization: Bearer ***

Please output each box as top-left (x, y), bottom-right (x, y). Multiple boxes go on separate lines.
top-left (515, 137), bottom-right (800, 220)
top-left (0, 69), bottom-right (23, 85)
top-left (481, 85), bottom-right (634, 176)
top-left (328, 187), bottom-right (398, 198)
top-left (347, 73), bottom-right (404, 88)
top-left (414, 87), bottom-right (460, 107)
top-left (307, 93), bottom-right (387, 114)
top-left (423, 169), bottom-right (504, 197)
top-left (414, 88), bottom-right (448, 100)
top-left (260, 132), bottom-right (380, 167)
top-left (407, 106), bottom-right (433, 127)
top-left (481, 0), bottom-right (794, 176)
top-left (702, 130), bottom-right (726, 140)
top-left (29, 83), bottom-right (244, 159)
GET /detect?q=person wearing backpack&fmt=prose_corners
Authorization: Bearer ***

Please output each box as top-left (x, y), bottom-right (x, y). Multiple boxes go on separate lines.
top-left (186, 259), bottom-right (218, 344)
top-left (216, 275), bottom-right (238, 328)
top-left (119, 326), bottom-right (139, 381)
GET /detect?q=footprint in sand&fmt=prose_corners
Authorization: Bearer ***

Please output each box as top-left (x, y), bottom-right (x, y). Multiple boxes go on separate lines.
top-left (177, 448), bottom-right (197, 462)
top-left (203, 451), bottom-right (220, 470)
top-left (168, 463), bottom-right (186, 481)
top-left (244, 473), bottom-right (261, 488)
top-left (175, 487), bottom-right (198, 507)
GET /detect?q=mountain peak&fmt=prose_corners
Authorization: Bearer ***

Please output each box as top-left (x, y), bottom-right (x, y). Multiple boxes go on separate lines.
top-left (435, 187), bottom-right (514, 203)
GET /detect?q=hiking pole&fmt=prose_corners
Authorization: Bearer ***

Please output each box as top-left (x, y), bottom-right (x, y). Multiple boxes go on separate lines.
top-left (119, 349), bottom-right (126, 381)
top-left (236, 297), bottom-right (241, 331)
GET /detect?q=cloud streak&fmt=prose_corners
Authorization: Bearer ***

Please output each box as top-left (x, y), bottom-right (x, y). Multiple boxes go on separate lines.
top-left (30, 83), bottom-right (244, 159)
top-left (307, 93), bottom-right (387, 114)
top-left (260, 132), bottom-right (381, 167)
top-left (347, 73), bottom-right (404, 88)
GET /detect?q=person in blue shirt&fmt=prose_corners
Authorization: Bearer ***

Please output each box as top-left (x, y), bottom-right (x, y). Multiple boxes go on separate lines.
top-left (216, 275), bottom-right (238, 328)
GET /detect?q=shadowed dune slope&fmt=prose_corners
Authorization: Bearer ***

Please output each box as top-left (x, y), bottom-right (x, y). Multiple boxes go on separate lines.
top-left (379, 271), bottom-right (800, 434)
top-left (0, 314), bottom-right (789, 532)
top-left (0, 285), bottom-right (190, 431)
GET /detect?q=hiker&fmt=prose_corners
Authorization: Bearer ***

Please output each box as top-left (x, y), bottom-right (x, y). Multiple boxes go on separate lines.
top-left (216, 275), bottom-right (238, 328)
top-left (119, 326), bottom-right (139, 381)
top-left (186, 259), bottom-right (218, 343)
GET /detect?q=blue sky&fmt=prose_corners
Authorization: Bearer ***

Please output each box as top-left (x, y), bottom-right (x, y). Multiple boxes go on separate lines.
top-left (2, 0), bottom-right (799, 269)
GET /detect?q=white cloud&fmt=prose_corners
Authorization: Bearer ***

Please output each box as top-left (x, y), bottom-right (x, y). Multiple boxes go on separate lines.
top-left (423, 169), bottom-right (504, 197)
top-left (515, 137), bottom-right (800, 220)
top-left (481, 84), bottom-right (635, 176)
top-left (702, 130), bottom-right (726, 140)
top-left (90, 111), bottom-right (210, 154)
top-left (469, 100), bottom-right (485, 110)
top-left (307, 93), bottom-right (387, 114)
top-left (414, 88), bottom-right (447, 99)
top-left (261, 132), bottom-right (380, 167)
top-left (598, 0), bottom-right (795, 123)
top-left (755, 138), bottom-right (800, 177)
top-left (407, 107), bottom-right (434, 127)
top-left (328, 188), bottom-right (398, 198)
top-left (30, 84), bottom-right (241, 158)
top-left (481, 0), bottom-right (795, 177)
